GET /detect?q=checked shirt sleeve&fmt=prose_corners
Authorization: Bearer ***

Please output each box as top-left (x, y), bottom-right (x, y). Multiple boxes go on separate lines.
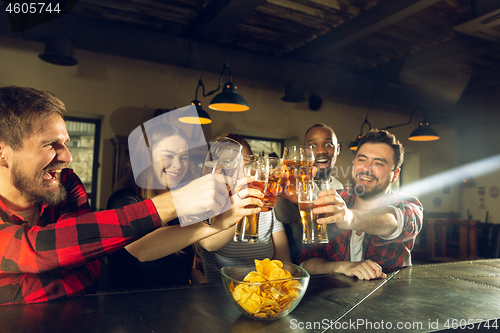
top-left (0, 201), bottom-right (162, 274)
top-left (372, 193), bottom-right (423, 246)
top-left (0, 169), bottom-right (163, 305)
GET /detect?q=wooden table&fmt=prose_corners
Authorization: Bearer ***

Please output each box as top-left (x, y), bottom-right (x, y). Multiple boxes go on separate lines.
top-left (1, 260), bottom-right (500, 332)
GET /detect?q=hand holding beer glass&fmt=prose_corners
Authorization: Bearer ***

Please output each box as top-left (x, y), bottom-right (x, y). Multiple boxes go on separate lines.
top-left (283, 145), bottom-right (314, 196)
top-left (298, 180), bottom-right (330, 244)
top-left (181, 136), bottom-right (242, 226)
top-left (234, 155), bottom-right (269, 243)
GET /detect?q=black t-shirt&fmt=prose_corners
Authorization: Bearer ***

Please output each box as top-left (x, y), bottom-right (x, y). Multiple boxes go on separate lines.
top-left (274, 196), bottom-right (302, 265)
top-left (106, 187), bottom-right (194, 290)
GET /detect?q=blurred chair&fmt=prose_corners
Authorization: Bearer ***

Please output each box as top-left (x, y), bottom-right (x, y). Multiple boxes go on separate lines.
top-left (426, 218), bottom-right (480, 261)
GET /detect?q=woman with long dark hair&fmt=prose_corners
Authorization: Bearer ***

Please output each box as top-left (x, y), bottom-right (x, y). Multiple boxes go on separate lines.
top-left (106, 124), bottom-right (260, 289)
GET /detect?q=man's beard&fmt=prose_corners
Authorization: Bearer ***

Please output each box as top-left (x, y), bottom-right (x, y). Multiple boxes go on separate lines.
top-left (12, 160), bottom-right (67, 206)
top-left (351, 172), bottom-right (391, 199)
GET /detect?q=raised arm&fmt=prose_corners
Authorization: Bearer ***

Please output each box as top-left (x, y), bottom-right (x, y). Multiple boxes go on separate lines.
top-left (0, 170), bottom-right (162, 274)
top-left (312, 190), bottom-right (398, 237)
top-left (111, 174), bottom-right (255, 261)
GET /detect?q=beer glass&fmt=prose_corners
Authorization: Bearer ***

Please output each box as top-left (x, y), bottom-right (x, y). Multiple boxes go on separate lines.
top-left (181, 136), bottom-right (242, 226)
top-left (282, 145), bottom-right (314, 196)
top-left (297, 180), bottom-right (329, 244)
top-left (234, 155), bottom-right (269, 243)
top-left (262, 156), bottom-right (283, 212)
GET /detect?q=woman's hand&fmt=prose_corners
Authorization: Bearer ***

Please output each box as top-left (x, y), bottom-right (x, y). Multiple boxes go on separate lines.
top-left (210, 177), bottom-right (263, 231)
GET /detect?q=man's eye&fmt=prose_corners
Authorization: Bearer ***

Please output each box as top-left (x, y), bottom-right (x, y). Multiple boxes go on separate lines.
top-left (310, 144), bottom-right (316, 148)
top-left (326, 143), bottom-right (334, 147)
top-left (162, 155), bottom-right (174, 159)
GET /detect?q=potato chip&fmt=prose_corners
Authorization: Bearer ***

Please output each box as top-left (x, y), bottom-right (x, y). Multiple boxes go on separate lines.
top-left (243, 271), bottom-right (266, 282)
top-left (240, 292), bottom-right (262, 314)
top-left (230, 259), bottom-right (303, 319)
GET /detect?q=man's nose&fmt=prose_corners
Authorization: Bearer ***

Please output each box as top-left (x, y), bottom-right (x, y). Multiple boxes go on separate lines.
top-left (57, 145), bottom-right (73, 164)
top-left (315, 144), bottom-right (327, 155)
top-left (366, 162), bottom-right (379, 174)
top-left (357, 160), bottom-right (372, 174)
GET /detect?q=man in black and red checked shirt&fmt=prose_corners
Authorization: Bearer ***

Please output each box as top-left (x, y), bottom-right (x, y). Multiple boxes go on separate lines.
top-left (298, 129), bottom-right (423, 280)
top-left (0, 86), bottom-right (255, 305)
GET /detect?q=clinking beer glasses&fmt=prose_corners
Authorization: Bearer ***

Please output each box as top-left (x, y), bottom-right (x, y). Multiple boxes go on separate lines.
top-left (197, 136), bottom-right (242, 225)
top-left (282, 145), bottom-right (314, 196)
top-left (234, 155), bottom-right (269, 243)
top-left (297, 180), bottom-right (329, 244)
top-left (202, 136), bottom-right (243, 179)
top-left (262, 157), bottom-right (284, 212)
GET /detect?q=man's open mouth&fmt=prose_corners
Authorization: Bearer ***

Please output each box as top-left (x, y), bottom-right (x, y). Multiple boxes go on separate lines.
top-left (357, 172), bottom-right (377, 183)
top-left (42, 169), bottom-right (62, 182)
top-left (315, 156), bottom-right (330, 169)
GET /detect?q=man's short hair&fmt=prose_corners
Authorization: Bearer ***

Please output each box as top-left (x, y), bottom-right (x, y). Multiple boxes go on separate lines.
top-left (0, 86), bottom-right (66, 150)
top-left (357, 129), bottom-right (404, 170)
top-left (304, 123), bottom-right (336, 139)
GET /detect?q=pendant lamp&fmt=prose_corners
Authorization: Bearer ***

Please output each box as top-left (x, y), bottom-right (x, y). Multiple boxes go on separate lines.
top-left (349, 118), bottom-right (372, 152)
top-left (179, 80), bottom-right (212, 124)
top-left (381, 107), bottom-right (440, 142)
top-left (38, 35), bottom-right (78, 66)
top-left (208, 63), bottom-right (249, 112)
top-left (408, 122), bottom-right (440, 141)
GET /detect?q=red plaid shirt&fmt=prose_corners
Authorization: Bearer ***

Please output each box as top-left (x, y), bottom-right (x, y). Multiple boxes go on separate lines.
top-left (0, 169), bottom-right (161, 305)
top-left (297, 189), bottom-right (423, 270)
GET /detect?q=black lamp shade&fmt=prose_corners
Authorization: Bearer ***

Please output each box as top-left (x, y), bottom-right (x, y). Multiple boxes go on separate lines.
top-left (409, 122), bottom-right (440, 141)
top-left (38, 35), bottom-right (78, 66)
top-left (179, 101), bottom-right (212, 124)
top-left (349, 136), bottom-right (360, 152)
top-left (209, 82), bottom-right (249, 112)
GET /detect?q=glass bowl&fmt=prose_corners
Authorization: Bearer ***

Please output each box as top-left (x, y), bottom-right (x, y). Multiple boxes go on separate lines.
top-left (221, 262), bottom-right (310, 321)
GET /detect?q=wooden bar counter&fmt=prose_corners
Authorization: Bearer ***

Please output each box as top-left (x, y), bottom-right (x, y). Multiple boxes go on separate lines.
top-left (2, 259), bottom-right (500, 332)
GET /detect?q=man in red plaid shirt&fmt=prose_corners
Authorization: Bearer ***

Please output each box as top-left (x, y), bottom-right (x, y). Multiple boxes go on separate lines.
top-left (0, 86), bottom-right (250, 305)
top-left (298, 129), bottom-right (423, 280)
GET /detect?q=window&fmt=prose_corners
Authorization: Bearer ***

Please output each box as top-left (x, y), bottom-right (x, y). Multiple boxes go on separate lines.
top-left (65, 117), bottom-right (101, 211)
top-left (242, 135), bottom-right (284, 157)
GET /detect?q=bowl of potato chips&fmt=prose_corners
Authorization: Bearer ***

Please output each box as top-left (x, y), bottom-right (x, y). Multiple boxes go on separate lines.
top-left (221, 258), bottom-right (310, 320)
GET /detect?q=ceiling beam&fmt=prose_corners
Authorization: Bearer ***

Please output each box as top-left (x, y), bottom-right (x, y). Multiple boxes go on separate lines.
top-left (181, 0), bottom-right (266, 43)
top-left (0, 10), bottom-right (407, 109)
top-left (360, 34), bottom-right (500, 86)
top-left (288, 0), bottom-right (442, 61)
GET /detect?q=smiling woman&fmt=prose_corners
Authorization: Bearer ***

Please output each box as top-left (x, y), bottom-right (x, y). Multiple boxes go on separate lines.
top-left (105, 122), bottom-right (200, 290)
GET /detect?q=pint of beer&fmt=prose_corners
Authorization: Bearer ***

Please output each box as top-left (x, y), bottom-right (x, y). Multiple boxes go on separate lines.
top-left (298, 181), bottom-right (329, 244)
top-left (233, 156), bottom-right (268, 243)
top-left (283, 146), bottom-right (314, 195)
top-left (234, 214), bottom-right (260, 243)
top-left (262, 157), bottom-right (284, 211)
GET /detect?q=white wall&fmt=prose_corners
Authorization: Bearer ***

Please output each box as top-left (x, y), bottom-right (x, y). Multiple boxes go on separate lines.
top-left (3, 35), bottom-right (490, 222)
top-left (459, 123), bottom-right (500, 223)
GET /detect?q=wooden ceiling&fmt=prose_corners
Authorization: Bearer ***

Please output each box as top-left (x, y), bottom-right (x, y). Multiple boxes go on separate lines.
top-left (2, 0), bottom-right (500, 126)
